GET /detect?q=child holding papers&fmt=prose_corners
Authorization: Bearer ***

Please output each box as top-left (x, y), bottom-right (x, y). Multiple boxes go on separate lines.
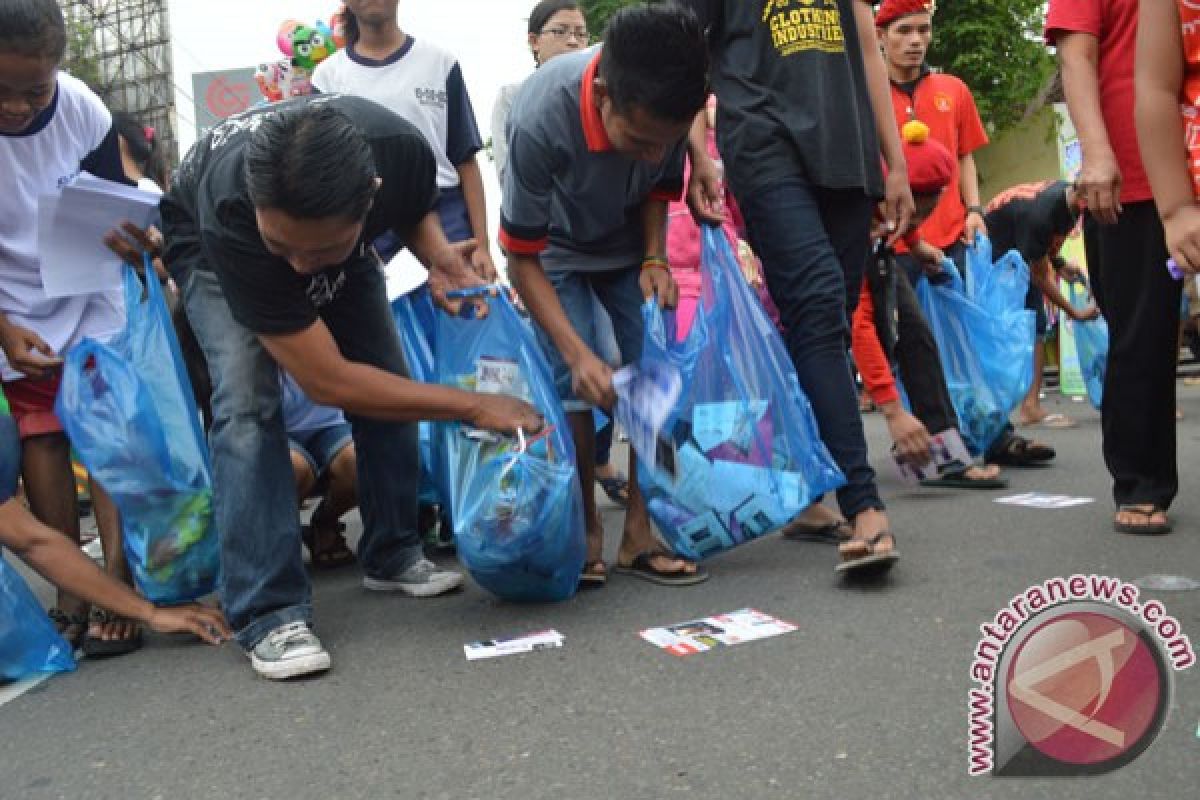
top-left (0, 0), bottom-right (141, 655)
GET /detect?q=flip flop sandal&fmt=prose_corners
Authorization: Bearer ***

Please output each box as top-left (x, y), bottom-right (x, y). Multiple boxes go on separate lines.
top-left (1022, 413), bottom-right (1078, 429)
top-left (595, 473), bottom-right (630, 507)
top-left (579, 560), bottom-right (608, 589)
top-left (920, 469), bottom-right (1009, 490)
top-left (615, 551), bottom-right (709, 586)
top-left (835, 531), bottom-right (900, 578)
top-left (1113, 506), bottom-right (1173, 536)
top-left (780, 519), bottom-right (854, 544)
top-left (987, 434), bottom-right (1055, 467)
top-left (82, 608), bottom-right (143, 658)
top-left (301, 519), bottom-right (356, 570)
top-left (48, 608), bottom-right (89, 650)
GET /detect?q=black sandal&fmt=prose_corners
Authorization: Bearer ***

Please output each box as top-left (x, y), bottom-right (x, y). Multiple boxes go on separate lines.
top-left (48, 608), bottom-right (89, 650)
top-left (302, 504), bottom-right (356, 570)
top-left (836, 531), bottom-right (900, 578)
top-left (615, 551), bottom-right (709, 586)
top-left (595, 473), bottom-right (630, 507)
top-left (579, 560), bottom-right (608, 589)
top-left (1113, 505), bottom-right (1173, 536)
top-left (987, 434), bottom-right (1055, 467)
top-left (81, 608), bottom-right (143, 658)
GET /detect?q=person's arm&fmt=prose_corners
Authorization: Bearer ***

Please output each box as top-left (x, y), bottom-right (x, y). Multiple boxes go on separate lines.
top-left (455, 157), bottom-right (498, 282)
top-left (960, 153), bottom-right (987, 243)
top-left (685, 111), bottom-right (725, 225)
top-left (1030, 256), bottom-right (1099, 320)
top-left (640, 198), bottom-right (680, 310)
top-left (855, 0), bottom-right (914, 244)
top-left (508, 253), bottom-right (614, 409)
top-left (849, 280), bottom-right (931, 464)
top-left (1057, 31), bottom-right (1123, 224)
top-left (1, 500), bottom-right (230, 643)
top-left (258, 319), bottom-right (542, 433)
top-left (407, 210), bottom-right (487, 315)
top-left (1137, 0), bottom-right (1200, 272)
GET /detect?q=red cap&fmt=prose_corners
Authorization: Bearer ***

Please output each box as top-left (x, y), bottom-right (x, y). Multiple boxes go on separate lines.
top-left (875, 0), bottom-right (936, 29)
top-left (901, 120), bottom-right (954, 194)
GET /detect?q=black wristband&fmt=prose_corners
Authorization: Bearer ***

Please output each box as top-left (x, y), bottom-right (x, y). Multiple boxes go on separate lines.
top-left (966, 205), bottom-right (984, 216)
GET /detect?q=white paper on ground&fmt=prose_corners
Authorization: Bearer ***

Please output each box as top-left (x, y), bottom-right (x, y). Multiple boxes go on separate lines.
top-left (38, 173), bottom-right (161, 298)
top-left (639, 609), bottom-right (797, 657)
top-left (464, 629), bottom-right (564, 661)
top-left (994, 492), bottom-right (1095, 509)
top-left (384, 249), bottom-right (429, 301)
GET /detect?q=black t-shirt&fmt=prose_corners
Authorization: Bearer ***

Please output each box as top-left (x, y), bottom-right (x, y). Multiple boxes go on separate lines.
top-left (682, 0), bottom-right (883, 199)
top-left (162, 94), bottom-right (437, 334)
top-left (984, 180), bottom-right (1077, 266)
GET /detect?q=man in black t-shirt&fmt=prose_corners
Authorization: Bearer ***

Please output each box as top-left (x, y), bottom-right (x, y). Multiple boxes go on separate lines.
top-left (159, 96), bottom-right (541, 680)
top-left (682, 0), bottom-right (914, 579)
top-left (985, 180), bottom-right (1098, 429)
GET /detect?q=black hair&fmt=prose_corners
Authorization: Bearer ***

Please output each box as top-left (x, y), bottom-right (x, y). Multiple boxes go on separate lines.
top-left (528, 0), bottom-right (583, 35)
top-left (244, 103), bottom-right (377, 221)
top-left (112, 112), bottom-right (168, 188)
top-left (0, 0), bottom-right (67, 61)
top-left (598, 3), bottom-right (708, 124)
top-left (337, 6), bottom-right (360, 47)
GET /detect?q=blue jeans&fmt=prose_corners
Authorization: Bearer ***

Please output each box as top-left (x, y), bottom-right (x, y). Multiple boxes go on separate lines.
top-left (534, 267), bottom-right (645, 413)
top-left (737, 180), bottom-right (883, 517)
top-left (0, 413), bottom-right (19, 504)
top-left (289, 423), bottom-right (354, 479)
top-left (180, 264), bottom-right (423, 649)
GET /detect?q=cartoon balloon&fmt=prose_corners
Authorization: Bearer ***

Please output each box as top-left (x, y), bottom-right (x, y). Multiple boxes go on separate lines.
top-left (277, 19), bottom-right (301, 57)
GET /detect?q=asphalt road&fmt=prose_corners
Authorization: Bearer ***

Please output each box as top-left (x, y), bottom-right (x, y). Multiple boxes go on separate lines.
top-left (2, 390), bottom-right (1198, 800)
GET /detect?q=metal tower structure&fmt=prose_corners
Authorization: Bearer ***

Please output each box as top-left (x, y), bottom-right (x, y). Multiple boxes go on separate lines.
top-left (61, 0), bottom-right (177, 166)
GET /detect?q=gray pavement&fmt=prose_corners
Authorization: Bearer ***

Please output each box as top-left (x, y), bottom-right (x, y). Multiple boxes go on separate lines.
top-left (1, 390), bottom-right (1198, 800)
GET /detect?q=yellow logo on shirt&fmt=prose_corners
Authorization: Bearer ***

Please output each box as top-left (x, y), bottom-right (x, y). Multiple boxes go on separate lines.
top-left (763, 0), bottom-right (846, 56)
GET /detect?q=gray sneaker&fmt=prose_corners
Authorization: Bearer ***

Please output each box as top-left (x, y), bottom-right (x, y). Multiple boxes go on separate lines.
top-left (363, 557), bottom-right (465, 597)
top-left (248, 621), bottom-right (331, 680)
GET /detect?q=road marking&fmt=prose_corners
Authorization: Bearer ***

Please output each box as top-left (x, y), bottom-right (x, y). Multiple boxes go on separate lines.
top-left (0, 673), bottom-right (53, 708)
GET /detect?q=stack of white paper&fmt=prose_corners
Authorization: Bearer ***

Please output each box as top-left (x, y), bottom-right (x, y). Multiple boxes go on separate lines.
top-left (37, 172), bottom-right (161, 298)
top-left (463, 629), bottom-right (564, 661)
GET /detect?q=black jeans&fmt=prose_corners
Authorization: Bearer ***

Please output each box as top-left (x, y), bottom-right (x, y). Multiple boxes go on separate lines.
top-left (867, 246), bottom-right (958, 435)
top-left (738, 180), bottom-right (883, 518)
top-left (1084, 202), bottom-right (1179, 509)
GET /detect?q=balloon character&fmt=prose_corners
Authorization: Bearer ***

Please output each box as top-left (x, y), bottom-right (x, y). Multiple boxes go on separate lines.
top-left (291, 24), bottom-right (335, 71)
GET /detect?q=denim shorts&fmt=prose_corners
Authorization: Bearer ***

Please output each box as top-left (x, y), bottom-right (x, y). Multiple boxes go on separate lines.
top-left (288, 422), bottom-right (353, 479)
top-left (0, 414), bottom-right (19, 503)
top-left (534, 266), bottom-right (645, 413)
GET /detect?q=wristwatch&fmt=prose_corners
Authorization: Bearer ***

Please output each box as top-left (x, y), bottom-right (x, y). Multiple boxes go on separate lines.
top-left (966, 205), bottom-right (984, 216)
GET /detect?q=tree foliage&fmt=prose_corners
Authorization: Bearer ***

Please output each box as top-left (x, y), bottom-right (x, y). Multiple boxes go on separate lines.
top-left (926, 0), bottom-right (1055, 134)
top-left (581, 0), bottom-right (1054, 136)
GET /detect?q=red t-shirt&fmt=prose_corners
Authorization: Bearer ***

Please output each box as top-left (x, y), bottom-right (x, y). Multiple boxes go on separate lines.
top-left (889, 72), bottom-right (989, 250)
top-left (1046, 0), bottom-right (1152, 203)
top-left (850, 278), bottom-right (900, 407)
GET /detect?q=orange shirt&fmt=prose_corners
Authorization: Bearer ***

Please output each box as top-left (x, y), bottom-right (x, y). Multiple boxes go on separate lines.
top-left (889, 71), bottom-right (989, 249)
top-left (1179, 0), bottom-right (1200, 198)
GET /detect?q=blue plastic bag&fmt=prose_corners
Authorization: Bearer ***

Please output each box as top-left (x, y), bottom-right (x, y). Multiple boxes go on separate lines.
top-left (391, 286), bottom-right (444, 505)
top-left (433, 289), bottom-right (584, 601)
top-left (1, 555), bottom-right (76, 681)
top-left (917, 261), bottom-right (1018, 454)
top-left (57, 266), bottom-right (219, 604)
top-left (1067, 282), bottom-right (1108, 409)
top-left (966, 237), bottom-right (1031, 318)
top-left (618, 226), bottom-right (845, 561)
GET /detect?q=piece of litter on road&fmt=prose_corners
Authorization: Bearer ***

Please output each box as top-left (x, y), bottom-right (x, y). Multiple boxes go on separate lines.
top-left (994, 492), bottom-right (1095, 509)
top-left (1132, 575), bottom-right (1200, 592)
top-left (639, 609), bottom-right (796, 657)
top-left (464, 629), bottom-right (564, 661)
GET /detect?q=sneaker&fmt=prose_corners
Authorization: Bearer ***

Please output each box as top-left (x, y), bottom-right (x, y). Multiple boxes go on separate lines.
top-left (248, 621), bottom-right (331, 680)
top-left (363, 557), bottom-right (465, 597)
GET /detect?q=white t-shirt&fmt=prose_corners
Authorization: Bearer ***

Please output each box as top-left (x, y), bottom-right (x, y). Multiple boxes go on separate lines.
top-left (312, 37), bottom-right (483, 190)
top-left (0, 73), bottom-right (125, 381)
